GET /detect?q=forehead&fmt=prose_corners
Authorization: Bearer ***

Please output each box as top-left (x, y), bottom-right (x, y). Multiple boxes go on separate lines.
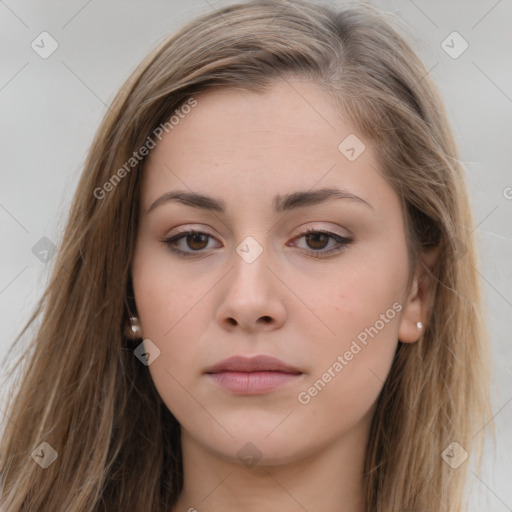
top-left (140, 79), bottom-right (389, 214)
top-left (155, 80), bottom-right (345, 152)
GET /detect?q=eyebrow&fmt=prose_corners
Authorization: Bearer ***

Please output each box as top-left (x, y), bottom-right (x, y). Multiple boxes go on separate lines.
top-left (146, 187), bottom-right (372, 214)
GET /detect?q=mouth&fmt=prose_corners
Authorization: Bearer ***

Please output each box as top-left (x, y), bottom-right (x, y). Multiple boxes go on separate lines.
top-left (204, 355), bottom-right (304, 395)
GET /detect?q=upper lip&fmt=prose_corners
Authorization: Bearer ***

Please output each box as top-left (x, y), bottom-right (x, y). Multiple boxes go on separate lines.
top-left (204, 355), bottom-right (303, 374)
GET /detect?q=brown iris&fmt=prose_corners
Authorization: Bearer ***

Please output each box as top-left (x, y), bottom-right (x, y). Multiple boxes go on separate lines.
top-left (186, 233), bottom-right (209, 250)
top-left (304, 232), bottom-right (329, 250)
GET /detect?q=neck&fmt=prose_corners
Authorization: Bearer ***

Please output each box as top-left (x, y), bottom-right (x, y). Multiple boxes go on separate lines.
top-left (172, 416), bottom-right (370, 512)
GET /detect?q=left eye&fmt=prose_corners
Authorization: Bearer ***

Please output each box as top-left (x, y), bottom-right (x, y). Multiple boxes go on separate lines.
top-left (289, 229), bottom-right (352, 257)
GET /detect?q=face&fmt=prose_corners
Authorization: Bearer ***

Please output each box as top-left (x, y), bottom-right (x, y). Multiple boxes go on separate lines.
top-left (131, 79), bottom-right (422, 466)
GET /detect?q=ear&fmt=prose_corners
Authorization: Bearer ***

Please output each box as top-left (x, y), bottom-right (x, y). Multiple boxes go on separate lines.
top-left (398, 246), bottom-right (439, 343)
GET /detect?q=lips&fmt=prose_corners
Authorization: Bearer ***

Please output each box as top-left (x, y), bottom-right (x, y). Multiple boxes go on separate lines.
top-left (204, 355), bottom-right (302, 375)
top-left (204, 355), bottom-right (303, 395)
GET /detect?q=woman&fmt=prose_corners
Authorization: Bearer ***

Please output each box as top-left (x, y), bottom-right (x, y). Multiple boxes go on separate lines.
top-left (0, 1), bottom-right (492, 510)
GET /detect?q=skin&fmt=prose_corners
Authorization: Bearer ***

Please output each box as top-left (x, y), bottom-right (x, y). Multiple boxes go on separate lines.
top-left (131, 79), bottom-right (431, 512)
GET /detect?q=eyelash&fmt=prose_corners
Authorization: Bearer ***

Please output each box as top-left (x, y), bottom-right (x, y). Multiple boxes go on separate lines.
top-left (162, 228), bottom-right (353, 259)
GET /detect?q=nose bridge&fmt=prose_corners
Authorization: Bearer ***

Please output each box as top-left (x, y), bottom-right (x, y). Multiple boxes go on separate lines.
top-left (229, 234), bottom-right (271, 296)
top-left (215, 233), bottom-right (287, 331)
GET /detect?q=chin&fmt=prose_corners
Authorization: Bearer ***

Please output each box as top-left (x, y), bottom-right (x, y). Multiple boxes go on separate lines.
top-left (193, 420), bottom-right (323, 467)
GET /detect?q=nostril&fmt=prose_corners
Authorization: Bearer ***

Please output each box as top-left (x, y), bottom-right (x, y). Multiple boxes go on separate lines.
top-left (260, 316), bottom-right (272, 323)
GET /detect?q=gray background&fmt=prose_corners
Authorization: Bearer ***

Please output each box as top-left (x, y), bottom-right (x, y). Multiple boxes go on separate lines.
top-left (1, 0), bottom-right (510, 510)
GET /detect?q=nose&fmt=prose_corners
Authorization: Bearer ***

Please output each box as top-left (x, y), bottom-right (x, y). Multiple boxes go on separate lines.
top-left (215, 243), bottom-right (287, 333)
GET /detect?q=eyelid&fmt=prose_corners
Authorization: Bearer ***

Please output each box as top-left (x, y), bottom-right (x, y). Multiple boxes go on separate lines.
top-left (293, 222), bottom-right (352, 239)
top-left (165, 224), bottom-right (214, 236)
top-left (164, 221), bottom-right (350, 239)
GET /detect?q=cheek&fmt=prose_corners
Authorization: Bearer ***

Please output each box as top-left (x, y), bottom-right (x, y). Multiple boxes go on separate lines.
top-left (132, 280), bottom-right (210, 433)
top-left (132, 238), bottom-right (205, 337)
top-left (293, 248), bottom-right (407, 411)
top-left (296, 288), bottom-right (401, 431)
top-left (131, 242), bottom-right (218, 422)
top-left (292, 258), bottom-right (405, 354)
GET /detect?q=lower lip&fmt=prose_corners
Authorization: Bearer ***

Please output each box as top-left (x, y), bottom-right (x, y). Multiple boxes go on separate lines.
top-left (206, 371), bottom-right (302, 394)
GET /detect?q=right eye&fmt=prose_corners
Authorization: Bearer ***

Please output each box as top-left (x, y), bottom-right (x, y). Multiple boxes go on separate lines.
top-left (162, 229), bottom-right (221, 257)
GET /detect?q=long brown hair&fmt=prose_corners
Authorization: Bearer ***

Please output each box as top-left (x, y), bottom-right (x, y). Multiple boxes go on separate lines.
top-left (0, 1), bottom-right (492, 510)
